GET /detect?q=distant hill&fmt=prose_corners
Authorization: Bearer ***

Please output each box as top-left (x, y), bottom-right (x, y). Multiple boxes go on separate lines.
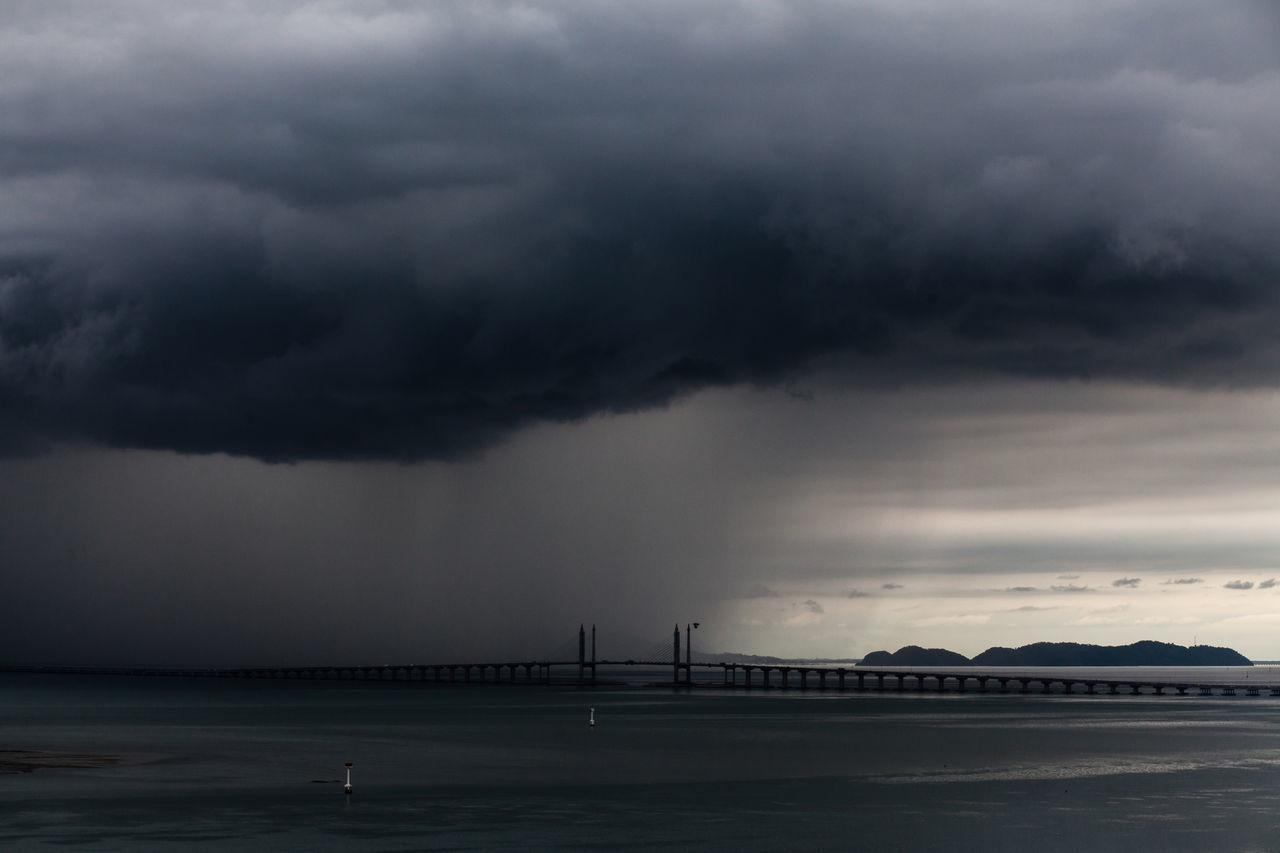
top-left (970, 641), bottom-right (1251, 667)
top-left (712, 653), bottom-right (862, 665)
top-left (860, 646), bottom-right (971, 667)
top-left (858, 641), bottom-right (1250, 667)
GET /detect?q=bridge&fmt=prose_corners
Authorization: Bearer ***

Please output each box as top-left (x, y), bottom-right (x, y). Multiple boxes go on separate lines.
top-left (4, 624), bottom-right (1277, 697)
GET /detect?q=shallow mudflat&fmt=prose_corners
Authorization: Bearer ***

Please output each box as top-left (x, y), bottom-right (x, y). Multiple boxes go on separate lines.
top-left (0, 749), bottom-right (119, 774)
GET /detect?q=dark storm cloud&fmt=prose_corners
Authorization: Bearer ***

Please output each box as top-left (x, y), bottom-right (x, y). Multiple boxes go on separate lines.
top-left (1051, 584), bottom-right (1093, 593)
top-left (1112, 577), bottom-right (1141, 588)
top-left (1260, 578), bottom-right (1278, 589)
top-left (1164, 577), bottom-right (1203, 585)
top-left (2, 1), bottom-right (1278, 461)
top-left (1224, 580), bottom-right (1255, 590)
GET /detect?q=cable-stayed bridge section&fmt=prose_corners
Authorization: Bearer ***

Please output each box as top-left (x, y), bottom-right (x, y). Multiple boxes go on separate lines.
top-left (4, 625), bottom-right (1278, 697)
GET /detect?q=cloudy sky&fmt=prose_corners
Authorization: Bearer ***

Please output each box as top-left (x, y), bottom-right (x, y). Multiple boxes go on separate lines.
top-left (3, 1), bottom-right (1280, 665)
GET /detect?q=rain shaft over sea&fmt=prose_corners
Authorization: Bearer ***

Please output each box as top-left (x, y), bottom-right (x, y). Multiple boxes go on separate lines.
top-left (5, 668), bottom-right (1280, 851)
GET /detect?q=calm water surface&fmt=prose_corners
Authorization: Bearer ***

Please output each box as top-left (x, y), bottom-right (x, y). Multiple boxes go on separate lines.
top-left (4, 672), bottom-right (1280, 851)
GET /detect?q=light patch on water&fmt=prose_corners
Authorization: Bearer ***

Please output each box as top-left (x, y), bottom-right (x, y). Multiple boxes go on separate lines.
top-left (939, 717), bottom-right (1273, 732)
top-left (873, 750), bottom-right (1280, 784)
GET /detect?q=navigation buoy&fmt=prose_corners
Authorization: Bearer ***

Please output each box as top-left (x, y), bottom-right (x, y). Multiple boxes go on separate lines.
top-left (589, 707), bottom-right (595, 728)
top-left (344, 762), bottom-right (353, 794)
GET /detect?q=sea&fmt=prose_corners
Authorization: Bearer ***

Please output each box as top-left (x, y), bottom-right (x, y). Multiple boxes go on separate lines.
top-left (5, 666), bottom-right (1280, 851)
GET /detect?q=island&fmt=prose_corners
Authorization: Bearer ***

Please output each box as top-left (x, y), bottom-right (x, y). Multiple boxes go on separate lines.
top-left (859, 641), bottom-right (1250, 667)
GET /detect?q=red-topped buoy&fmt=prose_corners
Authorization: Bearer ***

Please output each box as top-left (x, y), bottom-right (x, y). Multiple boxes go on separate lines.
top-left (344, 762), bottom-right (353, 794)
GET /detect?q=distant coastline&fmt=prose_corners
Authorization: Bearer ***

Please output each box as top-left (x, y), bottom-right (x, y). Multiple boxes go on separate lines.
top-left (859, 641), bottom-right (1251, 667)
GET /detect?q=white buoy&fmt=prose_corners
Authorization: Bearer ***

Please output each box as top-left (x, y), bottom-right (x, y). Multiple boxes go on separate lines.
top-left (344, 762), bottom-right (353, 794)
top-left (589, 707), bottom-right (595, 728)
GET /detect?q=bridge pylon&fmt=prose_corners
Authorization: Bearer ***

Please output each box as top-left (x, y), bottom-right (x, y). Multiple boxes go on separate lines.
top-left (578, 624), bottom-right (597, 684)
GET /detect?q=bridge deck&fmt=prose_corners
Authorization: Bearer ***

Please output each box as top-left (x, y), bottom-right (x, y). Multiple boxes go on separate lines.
top-left (3, 662), bottom-right (1276, 697)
